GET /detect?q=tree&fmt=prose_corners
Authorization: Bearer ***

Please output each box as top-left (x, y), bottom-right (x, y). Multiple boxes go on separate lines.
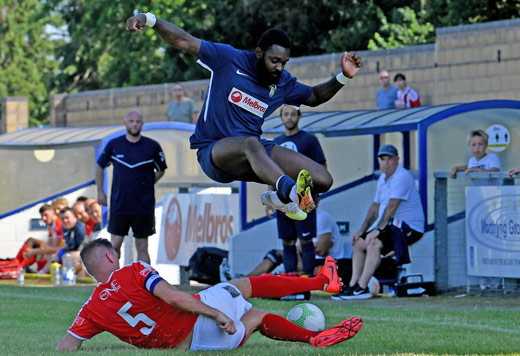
top-left (0, 0), bottom-right (63, 126)
top-left (368, 6), bottom-right (435, 50)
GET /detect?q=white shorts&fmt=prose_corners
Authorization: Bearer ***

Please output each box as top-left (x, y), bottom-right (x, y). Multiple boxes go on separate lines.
top-left (190, 283), bottom-right (252, 350)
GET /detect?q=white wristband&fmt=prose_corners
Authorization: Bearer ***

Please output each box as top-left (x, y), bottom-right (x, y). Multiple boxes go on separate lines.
top-left (336, 72), bottom-right (350, 85)
top-left (144, 12), bottom-right (157, 27)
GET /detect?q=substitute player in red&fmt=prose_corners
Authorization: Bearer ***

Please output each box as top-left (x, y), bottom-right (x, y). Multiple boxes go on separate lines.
top-left (56, 239), bottom-right (362, 351)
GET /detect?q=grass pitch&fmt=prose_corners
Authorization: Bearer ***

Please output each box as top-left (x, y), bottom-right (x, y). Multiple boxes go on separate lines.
top-left (0, 282), bottom-right (519, 356)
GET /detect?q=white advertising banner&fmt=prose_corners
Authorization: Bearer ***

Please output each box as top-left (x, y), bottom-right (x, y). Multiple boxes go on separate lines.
top-left (466, 186), bottom-right (520, 278)
top-left (157, 194), bottom-right (239, 266)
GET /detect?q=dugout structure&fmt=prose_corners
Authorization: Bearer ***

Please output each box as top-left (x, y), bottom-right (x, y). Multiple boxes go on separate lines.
top-left (0, 122), bottom-right (213, 219)
top-left (232, 100), bottom-right (520, 292)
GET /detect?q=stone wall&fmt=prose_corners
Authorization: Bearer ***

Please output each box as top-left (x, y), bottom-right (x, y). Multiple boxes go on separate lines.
top-left (50, 18), bottom-right (520, 127)
top-left (1, 97), bottom-right (29, 133)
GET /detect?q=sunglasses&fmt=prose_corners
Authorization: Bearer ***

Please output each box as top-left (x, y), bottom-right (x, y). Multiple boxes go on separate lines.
top-left (379, 76), bottom-right (389, 79)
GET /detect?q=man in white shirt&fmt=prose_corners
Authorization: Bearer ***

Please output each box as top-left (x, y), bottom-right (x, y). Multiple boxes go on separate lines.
top-left (340, 144), bottom-right (424, 299)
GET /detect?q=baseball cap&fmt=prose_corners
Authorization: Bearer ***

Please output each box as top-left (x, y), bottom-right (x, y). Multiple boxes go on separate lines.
top-left (377, 144), bottom-right (398, 157)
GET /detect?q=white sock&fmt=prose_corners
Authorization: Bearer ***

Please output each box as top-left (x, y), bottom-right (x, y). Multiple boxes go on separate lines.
top-left (289, 185), bottom-right (297, 203)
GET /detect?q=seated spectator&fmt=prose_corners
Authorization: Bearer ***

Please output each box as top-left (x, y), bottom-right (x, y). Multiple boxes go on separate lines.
top-left (16, 204), bottom-right (64, 273)
top-left (56, 207), bottom-right (86, 272)
top-left (72, 198), bottom-right (96, 237)
top-left (393, 73), bottom-right (421, 108)
top-left (52, 197), bottom-right (69, 216)
top-left (223, 208), bottom-right (352, 284)
top-left (450, 129), bottom-right (501, 179)
top-left (340, 145), bottom-right (424, 299)
top-left (86, 200), bottom-right (102, 233)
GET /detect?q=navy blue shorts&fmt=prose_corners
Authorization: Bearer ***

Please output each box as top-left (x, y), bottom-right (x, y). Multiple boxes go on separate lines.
top-left (196, 138), bottom-right (276, 183)
top-left (108, 213), bottom-right (155, 238)
top-left (276, 208), bottom-right (317, 241)
top-left (360, 221), bottom-right (422, 256)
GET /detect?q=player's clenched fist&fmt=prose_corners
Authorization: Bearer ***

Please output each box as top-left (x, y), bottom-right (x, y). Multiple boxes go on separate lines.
top-left (126, 14), bottom-right (146, 32)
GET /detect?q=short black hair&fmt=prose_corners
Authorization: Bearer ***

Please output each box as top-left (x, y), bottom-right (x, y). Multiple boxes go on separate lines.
top-left (256, 28), bottom-right (292, 52)
top-left (60, 206), bottom-right (74, 215)
top-left (394, 73), bottom-right (406, 82)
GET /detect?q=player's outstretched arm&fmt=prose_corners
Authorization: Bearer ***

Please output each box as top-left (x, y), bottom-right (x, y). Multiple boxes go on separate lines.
top-left (153, 280), bottom-right (237, 334)
top-left (56, 333), bottom-right (83, 352)
top-left (304, 51), bottom-right (362, 107)
top-left (126, 14), bottom-right (202, 58)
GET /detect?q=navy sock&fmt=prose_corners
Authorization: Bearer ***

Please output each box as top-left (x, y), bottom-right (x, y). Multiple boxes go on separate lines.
top-left (301, 241), bottom-right (316, 276)
top-left (276, 175), bottom-right (295, 204)
top-left (282, 245), bottom-right (298, 273)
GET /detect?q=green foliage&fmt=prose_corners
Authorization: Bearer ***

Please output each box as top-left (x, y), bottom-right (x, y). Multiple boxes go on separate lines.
top-left (368, 6), bottom-right (435, 50)
top-left (1, 0), bottom-right (519, 127)
top-left (424, 0), bottom-right (520, 27)
top-left (0, 0), bottom-right (63, 126)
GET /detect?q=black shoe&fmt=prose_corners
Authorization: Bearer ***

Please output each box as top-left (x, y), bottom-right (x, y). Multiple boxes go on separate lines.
top-left (344, 285), bottom-right (373, 299)
top-left (331, 284), bottom-right (354, 300)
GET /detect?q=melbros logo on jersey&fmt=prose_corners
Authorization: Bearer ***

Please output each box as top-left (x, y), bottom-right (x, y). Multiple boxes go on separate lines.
top-left (228, 87), bottom-right (268, 117)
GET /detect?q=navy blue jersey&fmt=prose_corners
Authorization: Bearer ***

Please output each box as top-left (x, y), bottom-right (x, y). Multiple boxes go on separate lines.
top-left (273, 130), bottom-right (326, 164)
top-left (190, 41), bottom-right (313, 149)
top-left (97, 136), bottom-right (167, 215)
top-left (63, 221), bottom-right (86, 251)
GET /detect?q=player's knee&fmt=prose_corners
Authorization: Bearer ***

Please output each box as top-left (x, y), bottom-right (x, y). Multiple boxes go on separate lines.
top-left (243, 137), bottom-right (263, 154)
top-left (314, 171), bottom-right (333, 192)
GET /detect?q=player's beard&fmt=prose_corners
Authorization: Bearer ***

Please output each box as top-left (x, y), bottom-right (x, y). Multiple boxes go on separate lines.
top-left (256, 57), bottom-right (281, 86)
top-left (284, 120), bottom-right (297, 131)
top-left (127, 127), bottom-right (141, 137)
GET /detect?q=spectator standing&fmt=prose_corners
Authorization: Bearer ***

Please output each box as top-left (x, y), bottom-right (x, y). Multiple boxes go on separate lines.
top-left (165, 83), bottom-right (199, 124)
top-left (375, 70), bottom-right (398, 109)
top-left (56, 239), bottom-right (360, 352)
top-left (450, 130), bottom-right (501, 290)
top-left (96, 110), bottom-right (167, 264)
top-left (270, 105), bottom-right (327, 276)
top-left (340, 145), bottom-right (424, 299)
top-left (450, 129), bottom-right (501, 179)
top-left (394, 73), bottom-right (421, 108)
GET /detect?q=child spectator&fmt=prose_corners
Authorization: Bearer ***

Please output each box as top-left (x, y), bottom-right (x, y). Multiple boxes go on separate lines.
top-left (449, 129), bottom-right (501, 179)
top-left (450, 129), bottom-right (501, 291)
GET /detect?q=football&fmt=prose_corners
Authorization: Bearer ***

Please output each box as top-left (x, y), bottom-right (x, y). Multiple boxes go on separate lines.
top-left (286, 303), bottom-right (325, 331)
top-left (368, 276), bottom-right (380, 297)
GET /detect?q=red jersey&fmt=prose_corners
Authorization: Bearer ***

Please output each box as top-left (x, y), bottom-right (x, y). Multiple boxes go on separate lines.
top-left (67, 262), bottom-right (198, 348)
top-left (397, 87), bottom-right (421, 108)
top-left (85, 219), bottom-right (96, 237)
